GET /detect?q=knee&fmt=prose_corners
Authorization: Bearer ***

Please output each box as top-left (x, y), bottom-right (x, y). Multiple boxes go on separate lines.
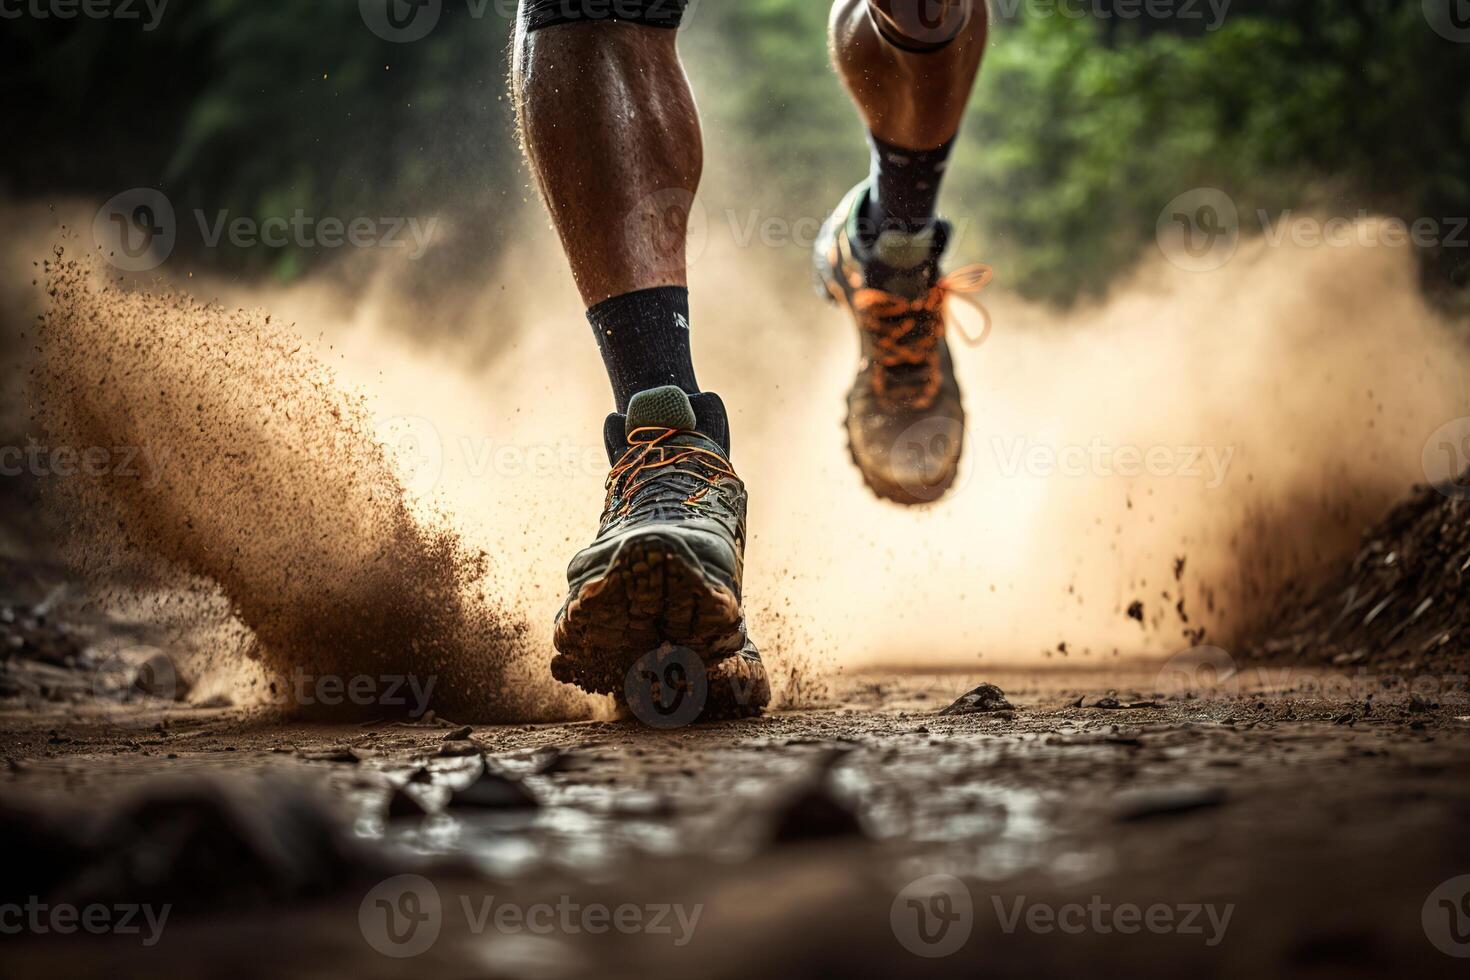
top-left (866, 0), bottom-right (987, 53)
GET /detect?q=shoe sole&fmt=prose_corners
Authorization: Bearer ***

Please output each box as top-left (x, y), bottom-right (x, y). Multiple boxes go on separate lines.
top-left (552, 533), bottom-right (748, 698)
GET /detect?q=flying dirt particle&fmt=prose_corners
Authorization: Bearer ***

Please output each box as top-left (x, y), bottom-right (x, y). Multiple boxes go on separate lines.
top-left (30, 246), bottom-right (586, 723)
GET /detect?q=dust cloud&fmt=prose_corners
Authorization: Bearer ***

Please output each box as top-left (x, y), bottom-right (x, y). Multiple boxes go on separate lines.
top-left (12, 202), bottom-right (1470, 717)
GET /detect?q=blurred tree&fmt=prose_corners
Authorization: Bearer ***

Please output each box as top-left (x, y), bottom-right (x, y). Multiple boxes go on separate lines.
top-left (1, 0), bottom-right (1465, 304)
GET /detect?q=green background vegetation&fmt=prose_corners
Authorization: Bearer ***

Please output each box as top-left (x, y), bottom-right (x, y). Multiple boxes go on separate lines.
top-left (2, 0), bottom-right (1466, 305)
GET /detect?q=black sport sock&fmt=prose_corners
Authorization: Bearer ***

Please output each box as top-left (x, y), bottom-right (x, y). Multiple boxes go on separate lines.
top-left (586, 286), bottom-right (699, 413)
top-left (863, 133), bottom-right (955, 238)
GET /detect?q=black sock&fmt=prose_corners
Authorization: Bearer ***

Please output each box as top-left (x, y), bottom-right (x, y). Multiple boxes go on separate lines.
top-left (864, 133), bottom-right (954, 237)
top-left (586, 286), bottom-right (699, 413)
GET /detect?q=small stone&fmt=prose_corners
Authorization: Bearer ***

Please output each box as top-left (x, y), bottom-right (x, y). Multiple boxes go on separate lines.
top-left (939, 683), bottom-right (1013, 716)
top-left (441, 725), bottom-right (473, 741)
top-left (386, 786), bottom-right (430, 819)
top-left (1115, 785), bottom-right (1226, 821)
top-left (769, 780), bottom-right (865, 844)
top-left (298, 746), bottom-right (361, 764)
top-left (449, 768), bottom-right (539, 810)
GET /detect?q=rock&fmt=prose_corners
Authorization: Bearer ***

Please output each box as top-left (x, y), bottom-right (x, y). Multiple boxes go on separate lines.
top-left (442, 725), bottom-right (473, 741)
top-left (386, 786), bottom-right (430, 819)
top-left (2, 776), bottom-right (395, 912)
top-left (1079, 694), bottom-right (1159, 710)
top-left (528, 747), bottom-right (590, 775)
top-left (449, 768), bottom-right (540, 810)
top-left (938, 683), bottom-right (1013, 716)
top-left (437, 740), bottom-right (482, 757)
top-left (298, 746), bottom-right (361, 764)
top-left (1115, 784), bottom-right (1226, 821)
top-left (769, 779), bottom-right (865, 844)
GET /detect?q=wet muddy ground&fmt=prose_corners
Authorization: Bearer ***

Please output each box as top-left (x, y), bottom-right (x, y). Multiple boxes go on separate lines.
top-left (4, 664), bottom-right (1470, 977)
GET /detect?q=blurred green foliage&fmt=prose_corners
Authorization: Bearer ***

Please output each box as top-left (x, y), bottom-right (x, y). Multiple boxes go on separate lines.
top-left (2, 0), bottom-right (1466, 302)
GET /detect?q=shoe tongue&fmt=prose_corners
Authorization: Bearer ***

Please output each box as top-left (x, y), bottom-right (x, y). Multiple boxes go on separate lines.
top-left (869, 224), bottom-right (939, 300)
top-left (625, 385), bottom-right (698, 439)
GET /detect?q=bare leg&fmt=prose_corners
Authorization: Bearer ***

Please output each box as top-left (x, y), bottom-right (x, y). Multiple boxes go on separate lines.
top-left (829, 0), bottom-right (988, 152)
top-left (512, 22), bottom-right (700, 307)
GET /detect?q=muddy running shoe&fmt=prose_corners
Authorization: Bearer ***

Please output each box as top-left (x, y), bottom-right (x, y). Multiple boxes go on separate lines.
top-left (552, 386), bottom-right (769, 720)
top-left (814, 181), bottom-right (993, 505)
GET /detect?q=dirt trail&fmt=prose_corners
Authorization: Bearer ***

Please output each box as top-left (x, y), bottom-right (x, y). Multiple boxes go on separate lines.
top-left (3, 666), bottom-right (1468, 977)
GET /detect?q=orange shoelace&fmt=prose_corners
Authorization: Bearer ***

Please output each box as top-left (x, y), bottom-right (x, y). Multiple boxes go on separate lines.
top-left (850, 263), bottom-right (995, 407)
top-left (606, 426), bottom-right (739, 514)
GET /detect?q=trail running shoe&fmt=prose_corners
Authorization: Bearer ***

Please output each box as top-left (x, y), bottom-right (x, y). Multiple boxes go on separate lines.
top-left (552, 385), bottom-right (769, 719)
top-left (814, 181), bottom-right (993, 505)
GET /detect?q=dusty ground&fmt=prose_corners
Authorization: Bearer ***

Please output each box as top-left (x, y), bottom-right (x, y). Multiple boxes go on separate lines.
top-left (4, 655), bottom-right (1470, 977)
